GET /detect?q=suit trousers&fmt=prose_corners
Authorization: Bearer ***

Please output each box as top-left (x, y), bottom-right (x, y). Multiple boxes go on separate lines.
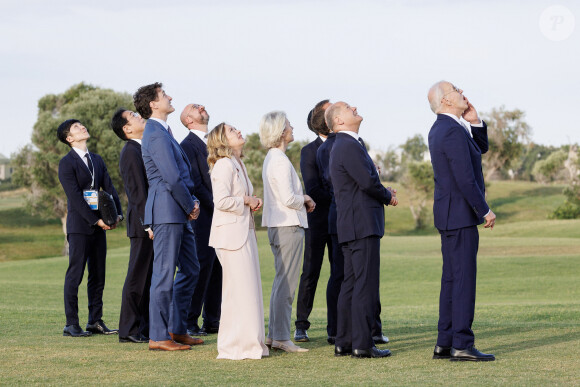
top-left (149, 223), bottom-right (200, 341)
top-left (336, 236), bottom-right (380, 350)
top-left (119, 236), bottom-right (154, 338)
top-left (295, 226), bottom-right (333, 332)
top-left (64, 231), bottom-right (107, 326)
top-left (187, 230), bottom-right (221, 331)
top-left (437, 226), bottom-right (479, 350)
top-left (267, 226), bottom-right (304, 341)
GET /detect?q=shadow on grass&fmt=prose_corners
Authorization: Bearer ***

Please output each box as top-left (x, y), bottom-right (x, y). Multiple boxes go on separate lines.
top-left (0, 207), bottom-right (60, 228)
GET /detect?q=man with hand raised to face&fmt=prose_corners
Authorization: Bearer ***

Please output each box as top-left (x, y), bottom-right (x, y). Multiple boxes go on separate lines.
top-left (134, 82), bottom-right (202, 351)
top-left (180, 103), bottom-right (222, 336)
top-left (57, 119), bottom-right (123, 338)
top-left (427, 81), bottom-right (496, 362)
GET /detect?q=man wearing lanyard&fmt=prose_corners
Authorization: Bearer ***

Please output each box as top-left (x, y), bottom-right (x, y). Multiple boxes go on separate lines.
top-left (57, 119), bottom-right (123, 337)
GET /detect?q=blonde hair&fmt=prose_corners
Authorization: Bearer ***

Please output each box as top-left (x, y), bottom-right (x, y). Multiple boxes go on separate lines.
top-left (206, 122), bottom-right (243, 171)
top-left (259, 111), bottom-right (287, 149)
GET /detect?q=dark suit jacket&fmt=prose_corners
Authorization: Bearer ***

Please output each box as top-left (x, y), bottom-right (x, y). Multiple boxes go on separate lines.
top-left (58, 149), bottom-right (122, 235)
top-left (428, 115), bottom-right (489, 231)
top-left (141, 119), bottom-right (197, 226)
top-left (329, 133), bottom-right (392, 244)
top-left (119, 140), bottom-right (149, 238)
top-left (180, 132), bottom-right (213, 236)
top-left (300, 137), bottom-right (331, 230)
top-left (316, 133), bottom-right (337, 234)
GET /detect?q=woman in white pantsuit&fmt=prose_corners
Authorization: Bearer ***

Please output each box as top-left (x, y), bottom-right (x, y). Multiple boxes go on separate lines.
top-left (207, 122), bottom-right (269, 360)
top-left (260, 111), bottom-right (316, 353)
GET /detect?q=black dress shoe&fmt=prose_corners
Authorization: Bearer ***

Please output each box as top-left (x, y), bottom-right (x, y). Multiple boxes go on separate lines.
top-left (327, 336), bottom-right (336, 345)
top-left (200, 325), bottom-right (219, 334)
top-left (294, 328), bottom-right (309, 342)
top-left (352, 346), bottom-right (392, 358)
top-left (433, 345), bottom-right (451, 359)
top-left (86, 320), bottom-right (118, 335)
top-left (63, 324), bottom-right (92, 337)
top-left (119, 335), bottom-right (149, 343)
top-left (334, 345), bottom-right (352, 356)
top-left (450, 346), bottom-right (495, 362)
top-left (372, 334), bottom-right (390, 344)
top-left (187, 328), bottom-right (208, 337)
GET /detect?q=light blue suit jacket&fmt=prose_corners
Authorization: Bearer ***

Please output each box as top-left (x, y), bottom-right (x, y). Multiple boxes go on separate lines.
top-left (141, 119), bottom-right (197, 225)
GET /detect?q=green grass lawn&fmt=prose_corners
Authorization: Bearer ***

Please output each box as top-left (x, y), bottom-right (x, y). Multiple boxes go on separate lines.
top-left (0, 181), bottom-right (579, 385)
top-left (1, 224), bottom-right (579, 385)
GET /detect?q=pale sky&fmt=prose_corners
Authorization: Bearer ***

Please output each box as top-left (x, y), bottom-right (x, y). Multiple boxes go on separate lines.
top-left (0, 0), bottom-right (578, 158)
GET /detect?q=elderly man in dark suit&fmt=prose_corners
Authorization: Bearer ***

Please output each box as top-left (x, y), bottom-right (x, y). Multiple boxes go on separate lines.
top-left (427, 81), bottom-right (496, 362)
top-left (294, 100), bottom-right (333, 343)
top-left (326, 101), bottom-right (397, 358)
top-left (180, 103), bottom-right (222, 336)
top-left (57, 119), bottom-right (123, 337)
top-left (134, 82), bottom-right (203, 351)
top-left (110, 108), bottom-right (154, 344)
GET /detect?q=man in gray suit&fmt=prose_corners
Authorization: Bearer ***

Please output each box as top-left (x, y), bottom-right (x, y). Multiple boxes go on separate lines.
top-left (134, 82), bottom-right (203, 351)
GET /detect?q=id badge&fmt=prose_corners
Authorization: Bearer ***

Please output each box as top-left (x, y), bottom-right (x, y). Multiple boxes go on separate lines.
top-left (83, 190), bottom-right (98, 210)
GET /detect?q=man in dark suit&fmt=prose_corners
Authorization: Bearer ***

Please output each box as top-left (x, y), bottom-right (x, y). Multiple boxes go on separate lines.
top-left (427, 81), bottom-right (496, 362)
top-left (317, 108), bottom-right (390, 347)
top-left (134, 82), bottom-right (203, 351)
top-left (111, 108), bottom-right (154, 344)
top-left (327, 101), bottom-right (397, 358)
top-left (179, 103), bottom-right (222, 336)
top-left (57, 119), bottom-right (123, 337)
top-left (294, 100), bottom-right (334, 343)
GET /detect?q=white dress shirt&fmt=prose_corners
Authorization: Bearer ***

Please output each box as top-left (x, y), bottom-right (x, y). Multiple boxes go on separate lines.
top-left (261, 148), bottom-right (308, 228)
top-left (190, 129), bottom-right (208, 144)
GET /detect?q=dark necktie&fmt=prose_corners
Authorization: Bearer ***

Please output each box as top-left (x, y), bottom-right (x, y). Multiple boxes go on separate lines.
top-left (358, 137), bottom-right (366, 149)
top-left (167, 126), bottom-right (174, 138)
top-left (84, 153), bottom-right (93, 172)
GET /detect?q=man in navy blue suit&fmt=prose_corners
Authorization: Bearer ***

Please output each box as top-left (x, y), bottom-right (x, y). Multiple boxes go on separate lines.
top-left (111, 108), bottom-right (154, 344)
top-left (57, 119), bottom-right (123, 337)
top-left (327, 101), bottom-right (398, 358)
top-left (179, 103), bottom-right (222, 336)
top-left (294, 100), bottom-right (334, 343)
top-left (134, 82), bottom-right (203, 351)
top-left (427, 81), bottom-right (496, 362)
top-left (317, 104), bottom-right (390, 347)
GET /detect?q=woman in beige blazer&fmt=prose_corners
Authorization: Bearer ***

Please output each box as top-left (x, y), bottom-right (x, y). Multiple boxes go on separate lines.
top-left (207, 122), bottom-right (269, 360)
top-left (260, 111), bottom-right (316, 353)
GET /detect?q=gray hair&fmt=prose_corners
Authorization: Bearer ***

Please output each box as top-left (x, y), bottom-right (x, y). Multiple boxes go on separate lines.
top-left (259, 111), bottom-right (287, 149)
top-left (324, 102), bottom-right (344, 132)
top-left (428, 81), bottom-right (447, 114)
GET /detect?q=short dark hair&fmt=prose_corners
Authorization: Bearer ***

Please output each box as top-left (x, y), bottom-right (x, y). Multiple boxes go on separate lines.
top-left (310, 99), bottom-right (330, 136)
top-left (110, 108), bottom-right (128, 141)
top-left (133, 82), bottom-right (162, 119)
top-left (306, 109), bottom-right (314, 132)
top-left (57, 119), bottom-right (81, 147)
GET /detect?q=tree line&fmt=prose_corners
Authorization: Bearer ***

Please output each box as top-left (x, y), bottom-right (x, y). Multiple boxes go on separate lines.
top-left (11, 83), bottom-right (580, 248)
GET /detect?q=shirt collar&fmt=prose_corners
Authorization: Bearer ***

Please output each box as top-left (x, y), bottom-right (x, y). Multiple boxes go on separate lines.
top-left (72, 146), bottom-right (88, 158)
top-left (339, 130), bottom-right (359, 140)
top-left (149, 117), bottom-right (169, 130)
top-left (190, 129), bottom-right (208, 144)
top-left (130, 138), bottom-right (142, 145)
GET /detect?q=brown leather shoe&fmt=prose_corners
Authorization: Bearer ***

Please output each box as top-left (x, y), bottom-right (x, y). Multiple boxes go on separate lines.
top-left (148, 339), bottom-right (191, 351)
top-left (170, 333), bottom-right (204, 346)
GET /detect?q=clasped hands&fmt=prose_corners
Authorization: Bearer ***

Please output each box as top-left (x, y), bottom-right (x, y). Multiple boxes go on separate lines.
top-left (188, 201), bottom-right (201, 221)
top-left (245, 195), bottom-right (263, 212)
top-left (304, 194), bottom-right (316, 213)
top-left (386, 186), bottom-right (398, 206)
